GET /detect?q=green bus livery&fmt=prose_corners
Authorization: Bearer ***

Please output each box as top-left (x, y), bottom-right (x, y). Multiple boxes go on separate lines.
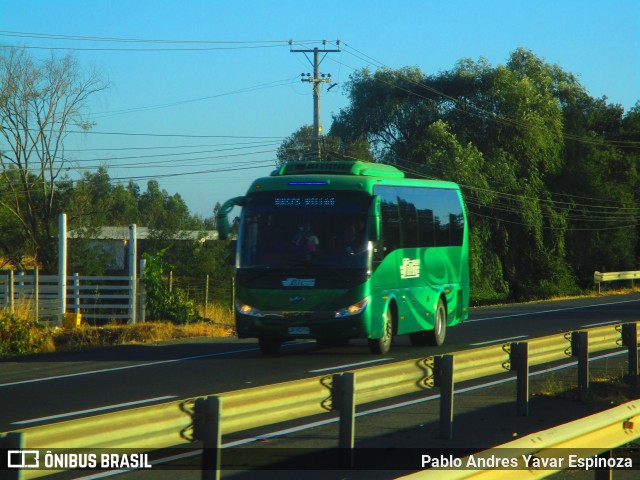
top-left (217, 161), bottom-right (469, 355)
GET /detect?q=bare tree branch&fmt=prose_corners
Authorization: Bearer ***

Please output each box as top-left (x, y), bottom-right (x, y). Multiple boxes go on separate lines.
top-left (0, 47), bottom-right (109, 270)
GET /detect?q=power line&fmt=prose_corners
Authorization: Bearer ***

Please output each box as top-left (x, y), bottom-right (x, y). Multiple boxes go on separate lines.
top-left (0, 30), bottom-right (301, 44)
top-left (0, 33), bottom-right (335, 53)
top-left (334, 44), bottom-right (640, 150)
top-left (89, 77), bottom-right (300, 119)
top-left (68, 149), bottom-right (280, 170)
top-left (64, 130), bottom-right (283, 139)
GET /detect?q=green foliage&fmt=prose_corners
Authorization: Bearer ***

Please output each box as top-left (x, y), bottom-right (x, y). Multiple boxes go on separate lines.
top-left (0, 313), bottom-right (50, 356)
top-left (142, 249), bottom-right (202, 324)
top-left (276, 125), bottom-right (373, 165)
top-left (327, 48), bottom-right (639, 303)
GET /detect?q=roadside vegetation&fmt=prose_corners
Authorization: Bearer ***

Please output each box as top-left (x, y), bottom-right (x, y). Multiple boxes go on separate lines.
top-left (0, 307), bottom-right (234, 358)
top-left (535, 368), bottom-right (638, 405)
top-left (0, 47), bottom-right (638, 357)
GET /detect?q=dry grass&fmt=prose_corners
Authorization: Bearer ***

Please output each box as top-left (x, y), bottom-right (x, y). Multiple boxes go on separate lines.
top-left (474, 285), bottom-right (640, 310)
top-left (1, 299), bottom-right (235, 357)
top-left (533, 370), bottom-right (638, 406)
top-left (51, 321), bottom-right (235, 352)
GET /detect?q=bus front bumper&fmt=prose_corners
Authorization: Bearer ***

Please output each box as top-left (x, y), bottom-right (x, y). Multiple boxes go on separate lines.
top-left (235, 311), bottom-right (369, 341)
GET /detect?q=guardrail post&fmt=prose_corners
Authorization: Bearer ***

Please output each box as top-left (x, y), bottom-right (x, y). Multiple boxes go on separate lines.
top-left (622, 323), bottom-right (639, 386)
top-left (595, 450), bottom-right (613, 480)
top-left (511, 342), bottom-right (529, 416)
top-left (197, 396), bottom-right (222, 480)
top-left (337, 372), bottom-right (355, 468)
top-left (2, 432), bottom-right (24, 480)
top-left (434, 355), bottom-right (454, 439)
top-left (572, 331), bottom-right (589, 399)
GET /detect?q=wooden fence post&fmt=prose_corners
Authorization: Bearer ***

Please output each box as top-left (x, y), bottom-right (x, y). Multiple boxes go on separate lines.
top-left (205, 274), bottom-right (210, 319)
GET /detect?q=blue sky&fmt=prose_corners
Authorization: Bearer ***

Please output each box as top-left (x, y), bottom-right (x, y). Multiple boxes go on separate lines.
top-left (1, 0), bottom-right (638, 218)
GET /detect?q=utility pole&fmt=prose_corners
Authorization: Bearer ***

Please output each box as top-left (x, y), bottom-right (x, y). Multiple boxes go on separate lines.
top-left (290, 40), bottom-right (341, 161)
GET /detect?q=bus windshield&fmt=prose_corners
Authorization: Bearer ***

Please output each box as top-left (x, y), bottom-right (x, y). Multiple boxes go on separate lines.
top-left (238, 190), bottom-right (371, 271)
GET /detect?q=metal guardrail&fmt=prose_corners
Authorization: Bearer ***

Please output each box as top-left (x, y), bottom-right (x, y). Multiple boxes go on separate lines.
top-left (1, 321), bottom-right (639, 480)
top-left (594, 270), bottom-right (640, 293)
top-left (219, 376), bottom-right (334, 435)
top-left (397, 398), bottom-right (640, 479)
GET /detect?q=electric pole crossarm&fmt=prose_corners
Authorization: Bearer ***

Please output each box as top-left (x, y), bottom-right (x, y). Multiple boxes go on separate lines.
top-left (290, 41), bottom-right (341, 161)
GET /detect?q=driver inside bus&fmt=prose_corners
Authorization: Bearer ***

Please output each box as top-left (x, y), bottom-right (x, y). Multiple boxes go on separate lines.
top-left (339, 217), bottom-right (366, 254)
top-left (291, 222), bottom-right (320, 253)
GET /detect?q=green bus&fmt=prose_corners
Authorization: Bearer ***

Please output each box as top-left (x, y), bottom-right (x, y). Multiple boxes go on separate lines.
top-left (217, 161), bottom-right (469, 355)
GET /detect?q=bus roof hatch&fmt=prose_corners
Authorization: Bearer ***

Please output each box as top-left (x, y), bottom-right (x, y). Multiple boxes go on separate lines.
top-left (273, 161), bottom-right (405, 178)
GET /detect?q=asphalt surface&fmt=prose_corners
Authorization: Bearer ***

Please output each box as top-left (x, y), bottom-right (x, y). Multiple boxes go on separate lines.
top-left (1, 292), bottom-right (639, 479)
top-left (36, 351), bottom-right (639, 480)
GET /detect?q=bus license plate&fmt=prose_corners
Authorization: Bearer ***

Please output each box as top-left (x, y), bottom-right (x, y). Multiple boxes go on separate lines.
top-left (288, 326), bottom-right (310, 335)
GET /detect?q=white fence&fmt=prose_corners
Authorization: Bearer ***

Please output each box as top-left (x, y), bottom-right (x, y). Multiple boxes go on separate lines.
top-left (0, 215), bottom-right (142, 324)
top-left (0, 271), bottom-right (60, 320)
top-left (0, 270), bottom-right (142, 324)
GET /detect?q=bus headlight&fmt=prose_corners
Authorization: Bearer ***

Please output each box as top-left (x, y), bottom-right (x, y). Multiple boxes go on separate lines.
top-left (335, 298), bottom-right (369, 318)
top-left (235, 300), bottom-right (264, 317)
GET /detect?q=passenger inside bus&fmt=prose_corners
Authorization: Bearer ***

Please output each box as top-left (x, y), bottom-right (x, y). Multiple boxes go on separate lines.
top-left (290, 221), bottom-right (320, 253)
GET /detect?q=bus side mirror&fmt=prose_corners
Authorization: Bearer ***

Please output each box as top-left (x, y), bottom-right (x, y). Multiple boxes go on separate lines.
top-left (367, 195), bottom-right (381, 242)
top-left (217, 215), bottom-right (230, 240)
top-left (216, 196), bottom-right (245, 240)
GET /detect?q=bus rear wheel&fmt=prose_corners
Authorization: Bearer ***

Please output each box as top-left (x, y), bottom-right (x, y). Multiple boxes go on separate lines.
top-left (427, 298), bottom-right (447, 346)
top-left (258, 336), bottom-right (282, 355)
top-left (368, 306), bottom-right (393, 354)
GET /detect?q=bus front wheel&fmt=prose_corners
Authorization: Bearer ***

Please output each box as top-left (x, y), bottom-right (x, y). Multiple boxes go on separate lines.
top-left (368, 306), bottom-right (393, 354)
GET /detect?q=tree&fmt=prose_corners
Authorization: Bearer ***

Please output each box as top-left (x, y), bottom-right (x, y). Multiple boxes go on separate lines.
top-left (277, 125), bottom-right (374, 165)
top-left (0, 47), bottom-right (108, 271)
top-left (328, 49), bottom-right (639, 302)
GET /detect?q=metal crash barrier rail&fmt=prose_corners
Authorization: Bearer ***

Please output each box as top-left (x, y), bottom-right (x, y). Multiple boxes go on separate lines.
top-left (1, 321), bottom-right (638, 480)
top-left (396, 399), bottom-right (640, 480)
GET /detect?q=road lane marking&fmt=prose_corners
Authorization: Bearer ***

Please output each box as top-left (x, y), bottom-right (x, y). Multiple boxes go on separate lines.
top-left (309, 358), bottom-right (393, 373)
top-left (465, 298), bottom-right (640, 323)
top-left (0, 348), bottom-right (262, 388)
top-left (226, 349), bottom-right (629, 443)
top-left (581, 320), bottom-right (621, 328)
top-left (470, 335), bottom-right (528, 346)
top-left (12, 396), bottom-right (178, 425)
top-left (1, 340), bottom-right (320, 389)
top-left (71, 349), bottom-right (630, 479)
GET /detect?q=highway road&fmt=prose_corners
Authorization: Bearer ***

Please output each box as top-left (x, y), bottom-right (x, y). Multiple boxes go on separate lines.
top-left (2, 292), bottom-right (639, 434)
